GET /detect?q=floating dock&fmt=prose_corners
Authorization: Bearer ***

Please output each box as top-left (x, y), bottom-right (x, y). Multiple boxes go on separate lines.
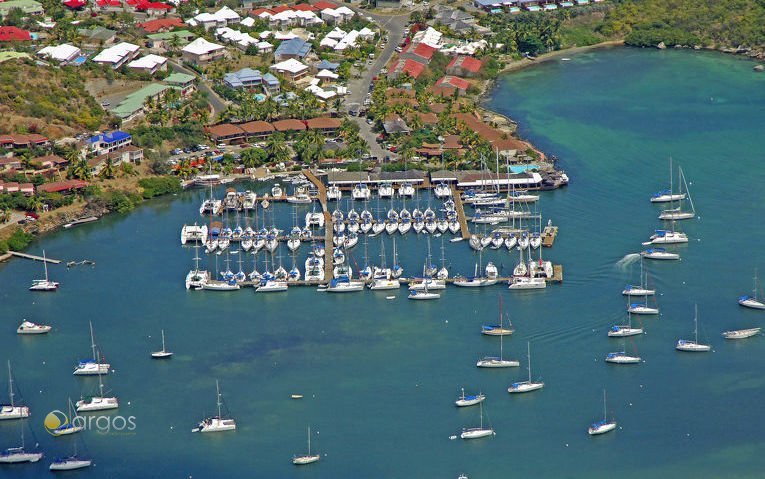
top-left (302, 169), bottom-right (334, 281)
top-left (542, 224), bottom-right (558, 248)
top-left (9, 251), bottom-right (61, 264)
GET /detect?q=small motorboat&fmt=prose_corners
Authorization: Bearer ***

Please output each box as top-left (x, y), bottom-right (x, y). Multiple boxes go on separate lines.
top-left (17, 320), bottom-right (52, 335)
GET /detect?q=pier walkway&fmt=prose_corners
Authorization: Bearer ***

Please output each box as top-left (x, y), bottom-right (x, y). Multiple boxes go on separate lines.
top-left (451, 187), bottom-right (470, 240)
top-left (302, 169), bottom-right (334, 281)
top-left (9, 251), bottom-right (61, 264)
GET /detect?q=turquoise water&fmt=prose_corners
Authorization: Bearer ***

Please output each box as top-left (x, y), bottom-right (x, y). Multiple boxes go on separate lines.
top-left (2, 47), bottom-right (765, 478)
top-left (509, 164), bottom-right (539, 173)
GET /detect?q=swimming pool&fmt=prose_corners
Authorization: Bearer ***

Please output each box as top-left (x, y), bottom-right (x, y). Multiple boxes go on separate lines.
top-left (510, 164), bottom-right (539, 173)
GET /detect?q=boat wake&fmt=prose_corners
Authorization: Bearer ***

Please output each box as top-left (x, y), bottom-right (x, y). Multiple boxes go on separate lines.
top-left (615, 253), bottom-right (641, 270)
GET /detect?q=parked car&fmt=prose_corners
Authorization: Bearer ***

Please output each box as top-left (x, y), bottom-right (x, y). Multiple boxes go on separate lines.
top-left (171, 148), bottom-right (183, 155)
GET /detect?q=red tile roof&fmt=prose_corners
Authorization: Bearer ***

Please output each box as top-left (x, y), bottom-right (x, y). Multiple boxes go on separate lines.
top-left (403, 42), bottom-right (436, 62)
top-left (436, 75), bottom-right (470, 91)
top-left (240, 121), bottom-right (275, 134)
top-left (447, 55), bottom-right (482, 74)
top-left (251, 7), bottom-right (273, 15)
top-left (306, 117), bottom-right (341, 129)
top-left (0, 27), bottom-right (31, 42)
top-left (292, 3), bottom-right (317, 11)
top-left (271, 5), bottom-right (291, 13)
top-left (97, 0), bottom-right (122, 6)
top-left (37, 179), bottom-right (89, 193)
top-left (312, 0), bottom-right (338, 9)
top-left (272, 119), bottom-right (307, 132)
top-left (137, 17), bottom-right (184, 32)
top-left (134, 0), bottom-right (173, 10)
top-left (391, 59), bottom-right (425, 79)
top-left (205, 124), bottom-right (245, 138)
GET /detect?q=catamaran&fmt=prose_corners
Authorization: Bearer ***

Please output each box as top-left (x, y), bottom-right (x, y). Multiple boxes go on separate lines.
top-left (73, 322), bottom-right (110, 376)
top-left (180, 223), bottom-right (208, 245)
top-left (75, 368), bottom-right (118, 413)
top-left (327, 185), bottom-right (342, 201)
top-left (29, 250), bottom-right (59, 291)
top-left (477, 333), bottom-right (519, 368)
top-left (192, 380), bottom-right (237, 433)
top-left (151, 330), bottom-right (173, 359)
top-left (738, 269), bottom-right (765, 309)
top-left (0, 362), bottom-right (30, 420)
top-left (643, 227), bottom-right (688, 245)
top-left (588, 390), bottom-right (617, 436)
top-left (460, 402), bottom-right (495, 439)
top-left (17, 320), bottom-right (51, 335)
top-left (507, 342), bottom-right (544, 393)
top-left (352, 183), bottom-right (371, 200)
top-left (676, 304), bottom-right (711, 352)
top-left (292, 427), bottom-right (320, 465)
top-left (455, 388), bottom-right (485, 407)
top-left (185, 245), bottom-right (209, 289)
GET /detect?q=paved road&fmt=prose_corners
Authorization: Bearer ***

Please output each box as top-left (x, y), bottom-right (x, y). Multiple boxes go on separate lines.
top-left (345, 9), bottom-right (417, 160)
top-left (169, 60), bottom-right (228, 118)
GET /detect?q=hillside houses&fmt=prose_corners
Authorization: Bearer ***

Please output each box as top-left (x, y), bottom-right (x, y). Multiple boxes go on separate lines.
top-left (37, 44), bottom-right (81, 64)
top-left (187, 6), bottom-right (240, 30)
top-left (92, 42), bottom-right (140, 69)
top-left (205, 117), bottom-right (342, 144)
top-left (181, 37), bottom-right (226, 64)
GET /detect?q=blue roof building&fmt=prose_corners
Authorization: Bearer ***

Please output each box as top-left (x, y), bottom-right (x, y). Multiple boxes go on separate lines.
top-left (316, 59), bottom-right (340, 71)
top-left (88, 130), bottom-right (132, 155)
top-left (262, 72), bottom-right (280, 93)
top-left (223, 67), bottom-right (263, 89)
top-left (274, 38), bottom-right (311, 61)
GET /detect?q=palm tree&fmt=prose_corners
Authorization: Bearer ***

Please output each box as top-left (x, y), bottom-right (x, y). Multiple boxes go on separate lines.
top-left (68, 158), bottom-right (92, 180)
top-left (266, 132), bottom-right (290, 164)
top-left (99, 158), bottom-right (116, 179)
top-left (26, 195), bottom-right (43, 213)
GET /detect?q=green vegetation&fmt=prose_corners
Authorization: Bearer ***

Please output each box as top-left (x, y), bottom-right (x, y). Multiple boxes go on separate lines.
top-left (0, 62), bottom-right (105, 132)
top-left (87, 189), bottom-right (142, 214)
top-left (601, 0), bottom-right (765, 48)
top-left (138, 176), bottom-right (182, 199)
top-left (129, 122), bottom-right (206, 150)
top-left (0, 228), bottom-right (34, 253)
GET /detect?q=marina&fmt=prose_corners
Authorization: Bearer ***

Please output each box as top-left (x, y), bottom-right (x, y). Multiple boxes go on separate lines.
top-left (2, 49), bottom-right (765, 478)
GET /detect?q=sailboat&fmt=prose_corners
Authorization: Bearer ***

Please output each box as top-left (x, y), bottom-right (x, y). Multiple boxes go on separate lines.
top-left (459, 402), bottom-right (495, 439)
top-left (455, 388), bottom-right (485, 407)
top-left (622, 258), bottom-right (655, 296)
top-left (722, 327), bottom-right (761, 340)
top-left (408, 277), bottom-right (440, 300)
top-left (738, 269), bottom-right (765, 309)
top-left (0, 421), bottom-right (42, 464)
top-left (481, 296), bottom-right (515, 336)
top-left (476, 333), bottom-right (519, 368)
top-left (659, 166), bottom-right (695, 220)
top-left (50, 399), bottom-right (84, 436)
top-left (507, 342), bottom-right (544, 393)
top-left (627, 293), bottom-right (659, 315)
top-left (605, 343), bottom-right (641, 364)
top-left (588, 390), bottom-right (617, 435)
top-left (608, 311), bottom-right (644, 337)
top-left (151, 330), bottom-right (173, 359)
top-left (192, 380), bottom-right (237, 433)
top-left (640, 247), bottom-right (680, 260)
top-left (29, 250), bottom-right (59, 291)
top-left (185, 244), bottom-right (209, 289)
top-left (75, 363), bottom-right (118, 412)
top-left (73, 322), bottom-right (110, 375)
top-left (676, 304), bottom-right (711, 352)
top-left (454, 248), bottom-right (497, 287)
top-left (49, 439), bottom-right (91, 471)
top-left (292, 427), bottom-right (320, 465)
top-left (0, 361), bottom-right (30, 420)
top-left (650, 157), bottom-right (686, 203)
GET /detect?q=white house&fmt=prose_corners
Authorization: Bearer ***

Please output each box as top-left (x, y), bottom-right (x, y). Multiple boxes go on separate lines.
top-left (92, 42), bottom-right (140, 69)
top-left (320, 6), bottom-right (354, 24)
top-left (411, 26), bottom-right (442, 48)
top-left (187, 6), bottom-right (240, 30)
top-left (216, 27), bottom-right (258, 50)
top-left (182, 37), bottom-right (226, 63)
top-left (127, 54), bottom-right (168, 74)
top-left (269, 58), bottom-right (309, 81)
top-left (38, 43), bottom-right (81, 64)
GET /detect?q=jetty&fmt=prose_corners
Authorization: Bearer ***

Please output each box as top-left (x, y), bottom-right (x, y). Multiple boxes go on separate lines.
top-left (9, 251), bottom-right (61, 264)
top-left (451, 186), bottom-right (470, 240)
top-left (302, 169), bottom-right (334, 281)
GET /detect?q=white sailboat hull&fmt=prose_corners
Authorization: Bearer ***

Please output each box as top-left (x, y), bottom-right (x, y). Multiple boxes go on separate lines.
top-left (675, 341), bottom-right (711, 352)
top-left (76, 397), bottom-right (118, 412)
top-left (588, 422), bottom-right (617, 435)
top-left (293, 455), bottom-right (320, 465)
top-left (622, 287), bottom-right (655, 296)
top-left (50, 458), bottom-right (92, 470)
top-left (0, 451), bottom-right (43, 463)
top-left (641, 250), bottom-right (680, 260)
top-left (628, 306), bottom-right (658, 315)
top-left (659, 210), bottom-right (695, 220)
top-left (368, 279), bottom-right (400, 290)
top-left (607, 327), bottom-right (643, 337)
top-left (408, 280), bottom-right (446, 291)
top-left (738, 298), bottom-right (765, 309)
top-left (455, 396), bottom-right (485, 407)
top-left (605, 354), bottom-right (641, 364)
top-left (650, 193), bottom-right (685, 203)
top-left (460, 428), bottom-right (494, 439)
top-left (476, 358), bottom-right (519, 368)
top-left (408, 291), bottom-right (441, 300)
top-left (454, 278), bottom-right (497, 288)
top-left (722, 328), bottom-right (761, 339)
top-left (507, 381), bottom-right (544, 393)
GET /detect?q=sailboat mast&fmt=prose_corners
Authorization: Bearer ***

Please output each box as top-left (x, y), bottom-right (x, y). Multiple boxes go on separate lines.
top-left (307, 427), bottom-right (311, 455)
top-left (161, 330), bottom-right (166, 352)
top-left (89, 322), bottom-right (97, 361)
top-left (603, 389), bottom-right (607, 422)
top-left (216, 380), bottom-right (222, 419)
top-left (43, 250), bottom-right (49, 281)
top-left (694, 304), bottom-right (699, 343)
top-left (527, 342), bottom-right (532, 382)
top-left (7, 361), bottom-right (13, 407)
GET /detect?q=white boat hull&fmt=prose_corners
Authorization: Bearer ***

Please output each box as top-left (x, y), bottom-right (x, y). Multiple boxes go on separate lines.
top-left (293, 455), bottom-right (320, 465)
top-left (628, 306), bottom-right (658, 315)
top-left (675, 341), bottom-right (711, 352)
top-left (605, 354), bottom-right (641, 364)
top-left (507, 381), bottom-right (544, 393)
top-left (607, 327), bottom-right (643, 337)
top-left (50, 458), bottom-right (92, 470)
top-left (460, 428), bottom-right (495, 439)
top-left (476, 359), bottom-right (519, 368)
top-left (739, 298), bottom-right (765, 309)
top-left (588, 421), bottom-right (617, 435)
top-left (508, 277), bottom-right (546, 290)
top-left (0, 451), bottom-right (43, 463)
top-left (722, 328), bottom-right (761, 339)
top-left (368, 279), bottom-right (400, 290)
top-left (408, 291), bottom-right (441, 300)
